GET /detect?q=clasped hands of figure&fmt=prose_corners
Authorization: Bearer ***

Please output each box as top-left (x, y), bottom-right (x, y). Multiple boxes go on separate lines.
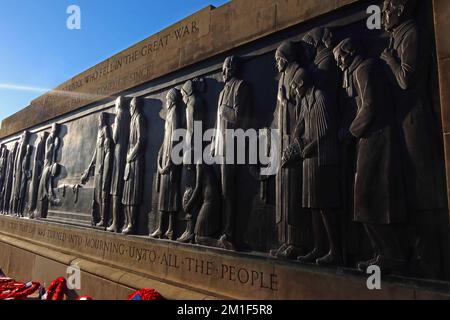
top-left (380, 48), bottom-right (396, 65)
top-left (126, 151), bottom-right (136, 164)
top-left (158, 161), bottom-right (174, 175)
top-left (281, 140), bottom-right (313, 169)
top-left (218, 103), bottom-right (236, 123)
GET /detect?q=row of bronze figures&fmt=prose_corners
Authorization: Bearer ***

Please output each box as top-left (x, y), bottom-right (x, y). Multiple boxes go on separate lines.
top-left (272, 0), bottom-right (445, 277)
top-left (0, 0), bottom-right (445, 277)
top-left (79, 70), bottom-right (243, 251)
top-left (0, 124), bottom-right (60, 220)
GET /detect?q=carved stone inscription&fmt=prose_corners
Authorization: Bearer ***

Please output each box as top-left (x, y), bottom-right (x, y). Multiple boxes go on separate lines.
top-left (31, 18), bottom-right (203, 115)
top-left (0, 218), bottom-right (278, 297)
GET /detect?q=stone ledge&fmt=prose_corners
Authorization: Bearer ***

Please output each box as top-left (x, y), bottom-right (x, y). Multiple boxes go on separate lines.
top-left (0, 233), bottom-right (218, 300)
top-left (0, 215), bottom-right (449, 300)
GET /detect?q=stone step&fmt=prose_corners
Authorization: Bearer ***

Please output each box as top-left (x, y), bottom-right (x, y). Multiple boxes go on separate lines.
top-left (47, 210), bottom-right (91, 222)
top-left (45, 210), bottom-right (92, 228)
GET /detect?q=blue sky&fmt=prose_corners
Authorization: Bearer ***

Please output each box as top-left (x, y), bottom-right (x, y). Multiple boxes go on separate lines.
top-left (0, 0), bottom-right (229, 121)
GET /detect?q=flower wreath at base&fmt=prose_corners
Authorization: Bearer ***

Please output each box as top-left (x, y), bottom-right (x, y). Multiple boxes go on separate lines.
top-left (1, 269), bottom-right (164, 301)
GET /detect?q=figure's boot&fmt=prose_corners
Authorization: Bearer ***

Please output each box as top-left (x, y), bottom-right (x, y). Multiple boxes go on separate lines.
top-left (317, 210), bottom-right (342, 266)
top-left (128, 207), bottom-right (136, 234)
top-left (164, 213), bottom-right (175, 240)
top-left (13, 200), bottom-right (18, 217)
top-left (122, 207), bottom-right (135, 235)
top-left (177, 216), bottom-right (194, 243)
top-left (280, 245), bottom-right (301, 260)
top-left (16, 200), bottom-right (22, 217)
top-left (123, 207), bottom-right (129, 232)
top-left (357, 255), bottom-right (380, 272)
top-left (297, 248), bottom-right (322, 263)
top-left (218, 234), bottom-right (235, 251)
top-left (121, 207), bottom-right (130, 234)
top-left (16, 203), bottom-right (21, 217)
top-left (150, 211), bottom-right (164, 239)
top-left (96, 218), bottom-right (105, 228)
top-left (14, 199), bottom-right (20, 217)
top-left (20, 200), bottom-right (26, 218)
top-left (270, 243), bottom-right (288, 257)
top-left (357, 224), bottom-right (381, 272)
top-left (298, 212), bottom-right (325, 263)
top-left (96, 203), bottom-right (107, 228)
top-left (107, 205), bottom-right (119, 233)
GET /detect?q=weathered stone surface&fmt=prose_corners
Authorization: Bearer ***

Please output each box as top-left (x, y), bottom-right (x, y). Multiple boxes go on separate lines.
top-left (444, 133), bottom-right (450, 212)
top-left (3, 242), bottom-right (36, 283)
top-left (438, 59), bottom-right (450, 133)
top-left (0, 234), bottom-right (217, 300)
top-left (433, 0), bottom-right (450, 60)
top-left (32, 255), bottom-right (70, 290)
top-left (433, 0), bottom-right (450, 214)
top-left (276, 0), bottom-right (336, 30)
top-left (0, 242), bottom-right (11, 274)
top-left (278, 264), bottom-right (416, 300)
top-left (434, 0), bottom-right (450, 208)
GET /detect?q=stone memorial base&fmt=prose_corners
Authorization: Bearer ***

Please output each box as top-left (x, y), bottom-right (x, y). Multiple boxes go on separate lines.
top-left (0, 215), bottom-right (448, 300)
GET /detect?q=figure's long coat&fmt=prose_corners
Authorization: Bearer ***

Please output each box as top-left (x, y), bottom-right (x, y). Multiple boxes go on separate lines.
top-left (2, 143), bottom-right (17, 211)
top-left (0, 150), bottom-right (8, 196)
top-left (347, 57), bottom-right (406, 225)
top-left (122, 111), bottom-right (146, 206)
top-left (87, 126), bottom-right (110, 204)
top-left (18, 150), bottom-right (31, 202)
top-left (12, 138), bottom-right (27, 202)
top-left (274, 62), bottom-right (306, 244)
top-left (158, 104), bottom-right (181, 212)
top-left (213, 77), bottom-right (252, 159)
top-left (298, 87), bottom-right (341, 209)
top-left (111, 110), bottom-right (130, 197)
top-left (28, 133), bottom-right (47, 212)
top-left (385, 19), bottom-right (446, 211)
